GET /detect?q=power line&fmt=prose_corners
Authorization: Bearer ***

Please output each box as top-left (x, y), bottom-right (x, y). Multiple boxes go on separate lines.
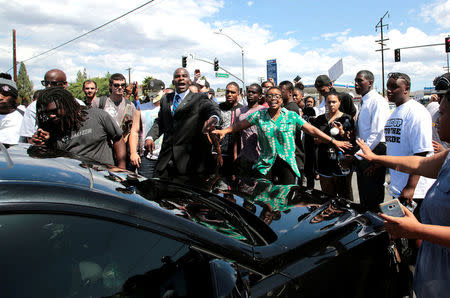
top-left (21, 0), bottom-right (157, 63)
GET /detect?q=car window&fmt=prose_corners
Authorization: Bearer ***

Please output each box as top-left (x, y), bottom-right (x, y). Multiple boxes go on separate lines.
top-left (0, 213), bottom-right (212, 297)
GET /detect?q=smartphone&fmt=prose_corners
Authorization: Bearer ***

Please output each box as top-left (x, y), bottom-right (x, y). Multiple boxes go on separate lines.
top-left (195, 69), bottom-right (200, 75)
top-left (294, 75), bottom-right (301, 82)
top-left (379, 199), bottom-right (405, 217)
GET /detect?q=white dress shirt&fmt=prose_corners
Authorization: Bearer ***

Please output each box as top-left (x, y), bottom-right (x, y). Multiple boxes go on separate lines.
top-left (356, 89), bottom-right (390, 155)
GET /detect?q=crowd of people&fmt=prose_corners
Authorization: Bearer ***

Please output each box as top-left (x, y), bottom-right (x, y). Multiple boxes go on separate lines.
top-left (0, 66), bottom-right (449, 297)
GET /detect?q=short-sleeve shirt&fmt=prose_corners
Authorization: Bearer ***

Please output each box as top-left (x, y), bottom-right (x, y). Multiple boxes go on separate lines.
top-left (0, 109), bottom-right (23, 145)
top-left (246, 108), bottom-right (305, 177)
top-left (92, 96), bottom-right (136, 134)
top-left (55, 108), bottom-right (123, 165)
top-left (385, 99), bottom-right (435, 198)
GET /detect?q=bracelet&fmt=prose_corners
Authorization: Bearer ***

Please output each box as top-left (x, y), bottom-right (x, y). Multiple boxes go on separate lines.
top-left (329, 137), bottom-right (335, 143)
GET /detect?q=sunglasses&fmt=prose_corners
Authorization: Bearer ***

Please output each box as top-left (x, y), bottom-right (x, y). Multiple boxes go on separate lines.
top-left (41, 80), bottom-right (67, 87)
top-left (112, 83), bottom-right (127, 88)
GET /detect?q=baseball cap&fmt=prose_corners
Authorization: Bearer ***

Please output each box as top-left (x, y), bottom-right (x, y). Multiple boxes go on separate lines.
top-left (147, 79), bottom-right (165, 103)
top-left (0, 78), bottom-right (18, 99)
top-left (433, 73), bottom-right (450, 94)
top-left (314, 75), bottom-right (331, 88)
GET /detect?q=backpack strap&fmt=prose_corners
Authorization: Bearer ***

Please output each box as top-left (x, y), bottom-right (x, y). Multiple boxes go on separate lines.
top-left (98, 96), bottom-right (107, 110)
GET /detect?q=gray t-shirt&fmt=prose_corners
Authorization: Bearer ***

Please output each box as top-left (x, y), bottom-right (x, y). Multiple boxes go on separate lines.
top-left (55, 108), bottom-right (123, 165)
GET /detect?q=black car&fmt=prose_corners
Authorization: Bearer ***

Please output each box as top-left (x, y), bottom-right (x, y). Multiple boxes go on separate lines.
top-left (0, 144), bottom-right (411, 297)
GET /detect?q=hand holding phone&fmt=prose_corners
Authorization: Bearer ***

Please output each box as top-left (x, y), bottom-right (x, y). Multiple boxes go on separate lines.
top-left (379, 199), bottom-right (405, 217)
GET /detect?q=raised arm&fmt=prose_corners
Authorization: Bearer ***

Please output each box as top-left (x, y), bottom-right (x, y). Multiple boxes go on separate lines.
top-left (213, 120), bottom-right (252, 140)
top-left (356, 138), bottom-right (448, 179)
top-left (301, 121), bottom-right (352, 152)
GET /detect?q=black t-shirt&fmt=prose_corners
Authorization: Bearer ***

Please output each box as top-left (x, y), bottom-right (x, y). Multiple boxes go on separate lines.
top-left (312, 113), bottom-right (354, 176)
top-left (55, 108), bottom-right (123, 165)
top-left (336, 90), bottom-right (356, 118)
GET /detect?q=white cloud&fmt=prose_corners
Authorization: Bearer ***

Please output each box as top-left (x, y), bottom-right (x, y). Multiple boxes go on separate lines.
top-left (320, 29), bottom-right (351, 41)
top-left (420, 0), bottom-right (450, 28)
top-left (247, 1), bottom-right (254, 6)
top-left (0, 0), bottom-right (445, 93)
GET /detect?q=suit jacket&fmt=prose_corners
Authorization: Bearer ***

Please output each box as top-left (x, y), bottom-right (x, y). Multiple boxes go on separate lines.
top-left (147, 91), bottom-right (220, 175)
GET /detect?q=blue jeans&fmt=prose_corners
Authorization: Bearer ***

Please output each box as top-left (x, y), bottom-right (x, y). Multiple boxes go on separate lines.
top-left (138, 157), bottom-right (157, 178)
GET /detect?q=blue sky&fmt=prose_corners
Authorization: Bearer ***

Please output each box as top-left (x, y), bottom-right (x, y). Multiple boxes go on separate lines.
top-left (1, 0), bottom-right (449, 94)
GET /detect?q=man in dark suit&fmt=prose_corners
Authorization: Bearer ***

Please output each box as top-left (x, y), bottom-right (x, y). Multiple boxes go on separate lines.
top-left (145, 68), bottom-right (220, 177)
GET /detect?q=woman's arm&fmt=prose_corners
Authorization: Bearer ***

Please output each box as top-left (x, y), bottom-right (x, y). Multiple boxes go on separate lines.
top-left (301, 122), bottom-right (352, 152)
top-left (213, 120), bottom-right (252, 140)
top-left (356, 138), bottom-right (448, 179)
top-left (380, 205), bottom-right (450, 248)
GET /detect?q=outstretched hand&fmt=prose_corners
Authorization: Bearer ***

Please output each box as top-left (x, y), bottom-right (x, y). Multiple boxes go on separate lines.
top-left (356, 138), bottom-right (376, 161)
top-left (202, 117), bottom-right (218, 134)
top-left (212, 129), bottom-right (227, 141)
top-left (379, 205), bottom-right (421, 239)
top-left (333, 140), bottom-right (352, 152)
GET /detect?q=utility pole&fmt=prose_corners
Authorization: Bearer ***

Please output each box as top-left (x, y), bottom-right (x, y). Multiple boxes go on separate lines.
top-left (445, 52), bottom-right (449, 73)
top-left (12, 29), bottom-right (17, 82)
top-left (125, 67), bottom-right (131, 83)
top-left (375, 11), bottom-right (389, 97)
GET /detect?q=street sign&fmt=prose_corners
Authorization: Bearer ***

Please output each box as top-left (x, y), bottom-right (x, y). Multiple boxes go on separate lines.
top-left (215, 73), bottom-right (229, 78)
top-left (266, 59), bottom-right (277, 85)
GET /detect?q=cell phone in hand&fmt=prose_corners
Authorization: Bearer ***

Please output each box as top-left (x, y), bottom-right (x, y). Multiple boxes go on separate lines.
top-left (195, 69), bottom-right (200, 75)
top-left (379, 199), bottom-right (405, 217)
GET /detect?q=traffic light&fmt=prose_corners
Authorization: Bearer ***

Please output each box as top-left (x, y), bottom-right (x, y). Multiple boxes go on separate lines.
top-left (445, 37), bottom-right (450, 53)
top-left (214, 58), bottom-right (219, 71)
top-left (394, 49), bottom-right (401, 62)
top-left (182, 56), bottom-right (187, 68)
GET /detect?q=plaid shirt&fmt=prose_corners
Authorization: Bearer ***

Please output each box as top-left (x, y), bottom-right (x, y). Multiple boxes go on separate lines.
top-left (247, 108), bottom-right (305, 177)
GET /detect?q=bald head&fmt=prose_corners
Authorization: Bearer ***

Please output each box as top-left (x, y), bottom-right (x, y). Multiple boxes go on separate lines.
top-left (43, 69), bottom-right (67, 89)
top-left (172, 68), bottom-right (191, 93)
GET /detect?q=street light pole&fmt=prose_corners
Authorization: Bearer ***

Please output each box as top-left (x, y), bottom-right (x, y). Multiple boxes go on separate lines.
top-left (214, 30), bottom-right (245, 92)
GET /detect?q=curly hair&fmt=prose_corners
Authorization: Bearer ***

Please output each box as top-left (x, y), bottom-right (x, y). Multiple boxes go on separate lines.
top-left (36, 87), bottom-right (87, 135)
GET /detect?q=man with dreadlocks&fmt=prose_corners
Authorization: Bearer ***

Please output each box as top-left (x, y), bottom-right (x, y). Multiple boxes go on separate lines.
top-left (31, 87), bottom-right (126, 168)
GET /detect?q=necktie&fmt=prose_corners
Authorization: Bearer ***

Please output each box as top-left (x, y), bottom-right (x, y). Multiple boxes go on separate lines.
top-left (172, 94), bottom-right (181, 115)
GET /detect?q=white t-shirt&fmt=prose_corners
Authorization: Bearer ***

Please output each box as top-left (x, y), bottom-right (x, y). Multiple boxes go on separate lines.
top-left (0, 109), bottom-right (24, 145)
top-left (385, 99), bottom-right (435, 198)
top-left (19, 98), bottom-right (85, 139)
top-left (317, 98), bottom-right (326, 115)
top-left (139, 103), bottom-right (161, 160)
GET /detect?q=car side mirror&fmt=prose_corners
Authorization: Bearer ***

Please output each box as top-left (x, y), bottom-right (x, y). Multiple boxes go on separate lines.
top-left (209, 259), bottom-right (249, 297)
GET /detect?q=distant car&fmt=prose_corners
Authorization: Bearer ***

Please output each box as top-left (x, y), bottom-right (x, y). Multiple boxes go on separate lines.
top-left (0, 144), bottom-right (411, 297)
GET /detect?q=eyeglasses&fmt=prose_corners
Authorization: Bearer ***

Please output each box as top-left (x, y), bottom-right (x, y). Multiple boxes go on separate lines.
top-left (112, 83), bottom-right (127, 88)
top-left (41, 80), bottom-right (67, 87)
top-left (266, 94), bottom-right (282, 99)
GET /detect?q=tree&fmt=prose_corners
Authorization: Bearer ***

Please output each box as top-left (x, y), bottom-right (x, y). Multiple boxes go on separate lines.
top-left (76, 70), bottom-right (84, 83)
top-left (16, 62), bottom-right (33, 105)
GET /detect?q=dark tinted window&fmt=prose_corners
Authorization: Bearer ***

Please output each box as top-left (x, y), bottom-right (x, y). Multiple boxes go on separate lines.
top-left (0, 213), bottom-right (212, 297)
